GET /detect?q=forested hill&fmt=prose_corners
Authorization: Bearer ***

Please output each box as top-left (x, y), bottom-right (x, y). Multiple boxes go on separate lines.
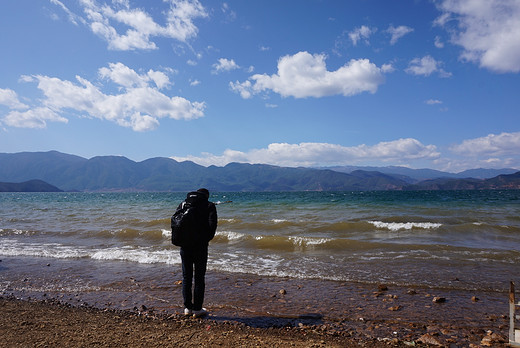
top-left (0, 151), bottom-right (518, 192)
top-left (0, 151), bottom-right (407, 192)
top-left (0, 179), bottom-right (63, 192)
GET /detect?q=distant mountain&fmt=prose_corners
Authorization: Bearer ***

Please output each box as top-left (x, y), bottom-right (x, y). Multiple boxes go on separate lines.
top-left (455, 168), bottom-right (519, 179)
top-left (0, 151), bottom-right (518, 192)
top-left (324, 165), bottom-right (517, 181)
top-left (0, 151), bottom-right (408, 192)
top-left (0, 179), bottom-right (63, 192)
top-left (403, 171), bottom-right (520, 190)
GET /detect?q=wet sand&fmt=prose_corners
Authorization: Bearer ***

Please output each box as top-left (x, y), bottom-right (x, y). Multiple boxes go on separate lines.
top-left (0, 257), bottom-right (512, 347)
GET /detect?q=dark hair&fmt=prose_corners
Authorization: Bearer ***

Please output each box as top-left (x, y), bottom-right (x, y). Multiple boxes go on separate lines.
top-left (196, 188), bottom-right (209, 198)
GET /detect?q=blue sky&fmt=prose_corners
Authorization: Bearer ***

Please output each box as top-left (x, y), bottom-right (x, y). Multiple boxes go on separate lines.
top-left (1, 0), bottom-right (519, 172)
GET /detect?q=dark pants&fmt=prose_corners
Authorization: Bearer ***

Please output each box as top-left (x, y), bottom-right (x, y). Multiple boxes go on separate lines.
top-left (180, 244), bottom-right (208, 311)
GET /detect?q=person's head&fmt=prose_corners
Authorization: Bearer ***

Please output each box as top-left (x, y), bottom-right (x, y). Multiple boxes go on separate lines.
top-left (196, 188), bottom-right (210, 199)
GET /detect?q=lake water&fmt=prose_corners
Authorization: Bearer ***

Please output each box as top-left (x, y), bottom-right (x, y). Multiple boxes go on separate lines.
top-left (1, 190), bottom-right (519, 320)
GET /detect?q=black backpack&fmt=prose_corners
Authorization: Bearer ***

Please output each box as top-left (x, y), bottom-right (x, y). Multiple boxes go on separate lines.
top-left (171, 192), bottom-right (209, 247)
top-left (171, 201), bottom-right (197, 246)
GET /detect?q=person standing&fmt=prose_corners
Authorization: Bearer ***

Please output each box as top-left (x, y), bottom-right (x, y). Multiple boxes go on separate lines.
top-left (174, 188), bottom-right (217, 318)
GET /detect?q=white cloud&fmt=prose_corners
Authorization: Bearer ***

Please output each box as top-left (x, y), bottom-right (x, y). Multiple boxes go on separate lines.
top-left (171, 138), bottom-right (440, 167)
top-left (230, 51), bottom-right (386, 99)
top-left (49, 0), bottom-right (85, 25)
top-left (2, 63), bottom-right (204, 131)
top-left (229, 80), bottom-right (253, 99)
top-left (434, 36), bottom-right (444, 48)
top-left (0, 88), bottom-right (28, 110)
top-left (221, 2), bottom-right (236, 21)
top-left (3, 107), bottom-right (68, 129)
top-left (406, 55), bottom-right (451, 77)
top-left (99, 62), bottom-right (171, 88)
top-left (348, 25), bottom-right (375, 46)
top-left (436, 0), bottom-right (520, 73)
top-left (212, 58), bottom-right (240, 74)
top-left (55, 0), bottom-right (208, 51)
top-left (450, 132), bottom-right (520, 157)
top-left (425, 99), bottom-right (443, 105)
top-left (386, 25), bottom-right (414, 45)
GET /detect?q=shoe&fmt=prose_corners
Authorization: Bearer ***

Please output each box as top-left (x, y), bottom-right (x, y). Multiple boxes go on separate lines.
top-left (184, 308), bottom-right (192, 316)
top-left (192, 308), bottom-right (208, 318)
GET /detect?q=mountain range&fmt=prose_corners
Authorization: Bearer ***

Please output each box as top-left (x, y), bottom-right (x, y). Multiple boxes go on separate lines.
top-left (0, 179), bottom-right (62, 192)
top-left (0, 151), bottom-right (518, 192)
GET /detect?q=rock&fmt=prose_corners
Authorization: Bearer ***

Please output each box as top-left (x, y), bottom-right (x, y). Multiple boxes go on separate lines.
top-left (417, 333), bottom-right (443, 346)
top-left (378, 284), bottom-right (388, 291)
top-left (480, 330), bottom-right (506, 346)
top-left (407, 289), bottom-right (417, 295)
top-left (471, 296), bottom-right (479, 302)
top-left (279, 289), bottom-right (286, 295)
top-left (432, 297), bottom-right (446, 303)
top-left (388, 305), bottom-right (401, 311)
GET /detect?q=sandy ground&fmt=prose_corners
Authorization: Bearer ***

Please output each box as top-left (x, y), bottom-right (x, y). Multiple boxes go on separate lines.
top-left (1, 297), bottom-right (399, 348)
top-left (0, 295), bottom-right (511, 347)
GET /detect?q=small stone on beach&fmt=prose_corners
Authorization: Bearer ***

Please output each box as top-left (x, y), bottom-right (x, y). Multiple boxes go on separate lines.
top-left (432, 297), bottom-right (446, 303)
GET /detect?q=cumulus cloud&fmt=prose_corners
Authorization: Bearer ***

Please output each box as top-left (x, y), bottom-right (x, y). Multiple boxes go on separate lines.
top-left (435, 0), bottom-right (520, 73)
top-left (406, 55), bottom-right (452, 77)
top-left (3, 107), bottom-right (68, 129)
top-left (53, 0), bottom-right (207, 50)
top-left (171, 138), bottom-right (440, 167)
top-left (386, 25), bottom-right (414, 45)
top-left (425, 99), bottom-right (443, 105)
top-left (450, 132), bottom-right (520, 157)
top-left (212, 58), bottom-right (240, 74)
top-left (99, 62), bottom-right (171, 89)
top-left (1, 63), bottom-right (204, 131)
top-left (230, 51), bottom-right (387, 99)
top-left (348, 25), bottom-right (375, 46)
top-left (0, 88), bottom-right (28, 110)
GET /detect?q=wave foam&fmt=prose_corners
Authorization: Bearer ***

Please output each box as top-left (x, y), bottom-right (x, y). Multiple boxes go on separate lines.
top-left (368, 221), bottom-right (442, 231)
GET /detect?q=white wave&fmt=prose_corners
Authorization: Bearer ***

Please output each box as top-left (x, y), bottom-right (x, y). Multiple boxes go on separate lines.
top-left (161, 229), bottom-right (171, 238)
top-left (289, 236), bottom-right (332, 247)
top-left (0, 239), bottom-right (181, 265)
top-left (215, 230), bottom-right (247, 241)
top-left (219, 218), bottom-right (238, 223)
top-left (91, 247), bottom-right (179, 264)
top-left (271, 219), bottom-right (288, 223)
top-left (368, 221), bottom-right (442, 231)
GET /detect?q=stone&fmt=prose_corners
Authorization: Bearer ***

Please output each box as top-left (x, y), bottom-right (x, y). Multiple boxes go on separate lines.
top-left (432, 296), bottom-right (446, 303)
top-left (480, 331), bottom-right (506, 346)
top-left (417, 333), bottom-right (443, 346)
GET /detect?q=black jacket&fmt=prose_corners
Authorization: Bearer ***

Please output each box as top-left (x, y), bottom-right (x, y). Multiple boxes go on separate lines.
top-left (177, 191), bottom-right (217, 245)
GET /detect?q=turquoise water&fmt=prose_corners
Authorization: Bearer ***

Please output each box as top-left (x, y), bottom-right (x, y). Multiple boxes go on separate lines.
top-left (1, 190), bottom-right (519, 292)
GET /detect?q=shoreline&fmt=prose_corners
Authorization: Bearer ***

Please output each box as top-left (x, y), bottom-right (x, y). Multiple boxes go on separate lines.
top-left (1, 256), bottom-right (511, 347)
top-left (0, 292), bottom-right (509, 347)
